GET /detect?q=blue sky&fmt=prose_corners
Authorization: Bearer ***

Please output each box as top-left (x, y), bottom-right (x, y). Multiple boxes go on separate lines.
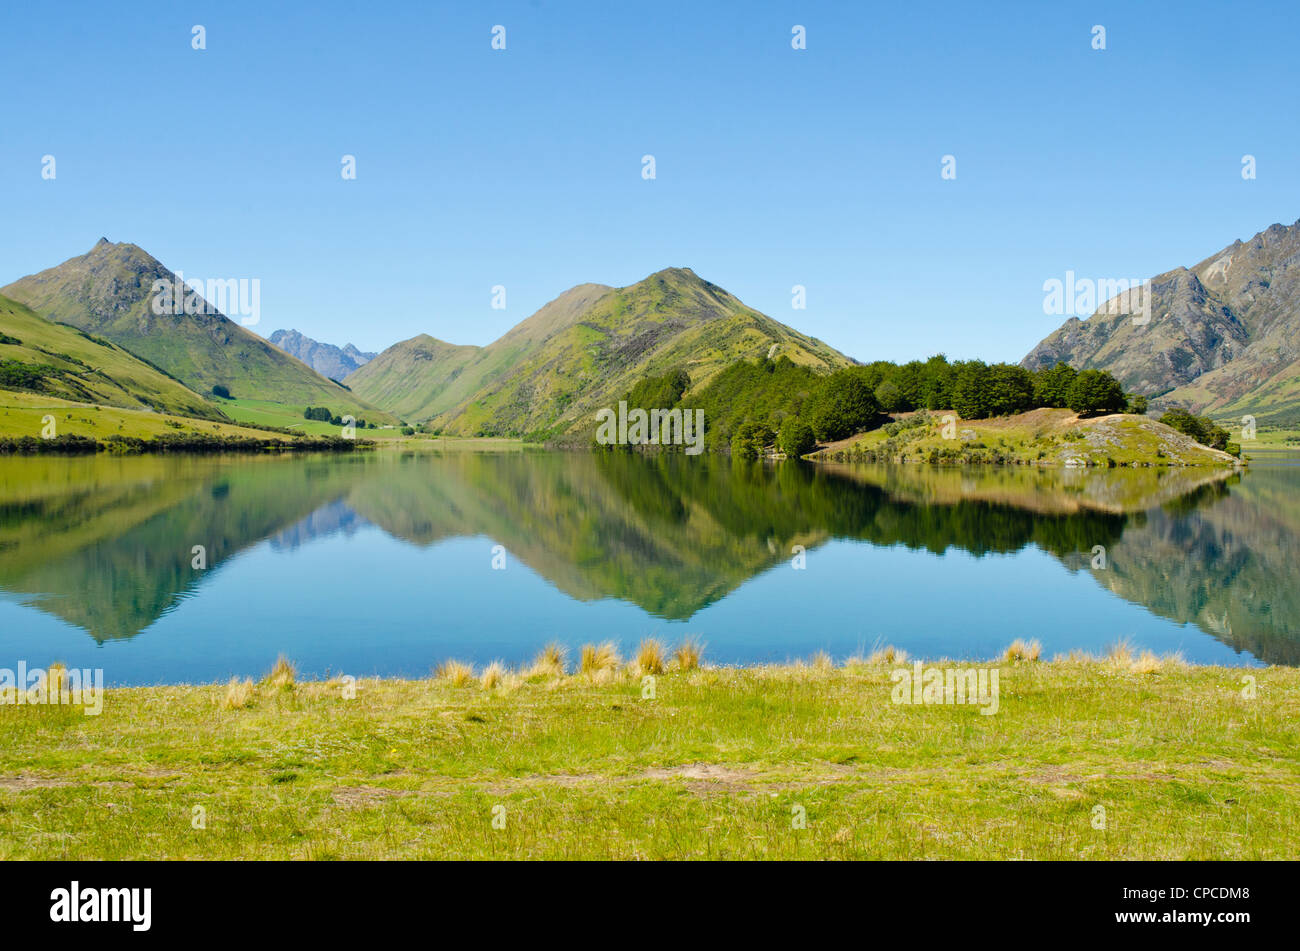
top-left (2, 0), bottom-right (1297, 362)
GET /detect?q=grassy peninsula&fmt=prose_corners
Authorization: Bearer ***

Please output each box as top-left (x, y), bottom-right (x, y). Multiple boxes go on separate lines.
top-left (813, 408), bottom-right (1241, 468)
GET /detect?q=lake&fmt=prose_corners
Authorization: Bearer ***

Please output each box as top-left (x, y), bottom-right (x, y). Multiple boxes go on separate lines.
top-left (1, 449), bottom-right (1295, 685)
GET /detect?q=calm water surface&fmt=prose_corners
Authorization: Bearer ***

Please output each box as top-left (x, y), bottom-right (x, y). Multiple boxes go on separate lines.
top-left (1, 449), bottom-right (1296, 685)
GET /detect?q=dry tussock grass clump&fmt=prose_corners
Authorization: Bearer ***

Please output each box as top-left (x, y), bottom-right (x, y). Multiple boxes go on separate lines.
top-left (858, 645), bottom-right (908, 665)
top-left (1092, 641), bottom-right (1186, 674)
top-left (265, 655), bottom-right (296, 690)
top-left (525, 643), bottom-right (567, 679)
top-left (1105, 641), bottom-right (1134, 671)
top-left (1159, 651), bottom-right (1190, 671)
top-left (633, 639), bottom-right (666, 676)
top-left (222, 677), bottom-right (255, 710)
top-left (782, 653), bottom-right (834, 680)
top-left (580, 642), bottom-right (621, 676)
top-left (589, 666), bottom-right (621, 685)
top-left (1130, 650), bottom-right (1161, 675)
top-left (1004, 639), bottom-right (1042, 663)
top-left (436, 659), bottom-right (475, 687)
top-left (480, 661), bottom-right (507, 690)
top-left (673, 638), bottom-right (704, 671)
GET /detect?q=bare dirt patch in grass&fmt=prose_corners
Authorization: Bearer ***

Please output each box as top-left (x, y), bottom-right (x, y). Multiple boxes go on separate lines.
top-left (331, 786), bottom-right (410, 809)
top-left (0, 774), bottom-right (71, 791)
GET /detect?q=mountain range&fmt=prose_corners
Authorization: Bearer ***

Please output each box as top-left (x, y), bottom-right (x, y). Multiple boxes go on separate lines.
top-left (345, 267), bottom-right (850, 437)
top-left (1024, 219), bottom-right (1300, 425)
top-left (268, 329), bottom-right (375, 381)
top-left (5, 220), bottom-right (1300, 441)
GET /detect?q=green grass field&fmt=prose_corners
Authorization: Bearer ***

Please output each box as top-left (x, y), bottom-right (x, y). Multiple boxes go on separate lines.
top-left (218, 399), bottom-right (537, 446)
top-left (2, 648), bottom-right (1294, 859)
top-left (217, 397), bottom-right (409, 437)
top-left (0, 389), bottom-right (533, 451)
top-left (1245, 428), bottom-right (1300, 449)
top-left (0, 390), bottom-right (291, 441)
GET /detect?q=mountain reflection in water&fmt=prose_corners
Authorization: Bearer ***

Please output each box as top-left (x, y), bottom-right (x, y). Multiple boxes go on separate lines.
top-left (0, 450), bottom-right (1293, 682)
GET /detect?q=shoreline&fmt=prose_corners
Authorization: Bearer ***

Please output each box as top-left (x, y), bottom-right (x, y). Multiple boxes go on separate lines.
top-left (23, 641), bottom-right (1275, 692)
top-left (0, 407), bottom-right (1262, 465)
top-left (0, 433), bottom-right (369, 455)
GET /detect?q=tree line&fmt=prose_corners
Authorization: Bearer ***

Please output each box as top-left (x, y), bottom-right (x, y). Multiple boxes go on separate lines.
top-left (614, 354), bottom-right (1140, 458)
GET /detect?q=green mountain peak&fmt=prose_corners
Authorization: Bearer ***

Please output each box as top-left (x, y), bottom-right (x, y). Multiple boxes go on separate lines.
top-left (2, 241), bottom-right (394, 422)
top-left (348, 268), bottom-right (850, 436)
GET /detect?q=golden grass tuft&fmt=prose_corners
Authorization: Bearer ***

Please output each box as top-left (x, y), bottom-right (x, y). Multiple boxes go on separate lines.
top-left (525, 642), bottom-right (567, 679)
top-left (862, 645), bottom-right (908, 665)
top-left (222, 677), bottom-right (255, 710)
top-left (579, 642), bottom-right (621, 675)
top-left (590, 666), bottom-right (622, 685)
top-left (265, 655), bottom-right (296, 689)
top-left (1130, 650), bottom-right (1161, 675)
top-left (633, 638), bottom-right (667, 676)
top-left (811, 650), bottom-right (834, 671)
top-left (436, 659), bottom-right (475, 687)
top-left (1160, 651), bottom-right (1190, 670)
top-left (480, 661), bottom-right (507, 690)
top-left (1105, 641), bottom-right (1134, 670)
top-left (673, 638), bottom-right (704, 671)
top-left (1004, 639), bottom-right (1042, 663)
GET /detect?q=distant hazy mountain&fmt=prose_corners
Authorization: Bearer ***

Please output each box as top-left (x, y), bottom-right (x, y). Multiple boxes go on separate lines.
top-left (0, 293), bottom-right (226, 421)
top-left (1, 239), bottom-right (391, 421)
top-left (347, 267), bottom-right (851, 436)
top-left (1024, 220), bottom-right (1300, 425)
top-left (268, 329), bottom-right (376, 382)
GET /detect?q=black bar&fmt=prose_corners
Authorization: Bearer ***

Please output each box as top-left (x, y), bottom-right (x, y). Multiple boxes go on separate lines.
top-left (0, 861), bottom-right (1277, 937)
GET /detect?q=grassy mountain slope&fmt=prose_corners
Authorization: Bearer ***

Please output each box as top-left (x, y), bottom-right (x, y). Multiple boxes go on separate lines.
top-left (1023, 220), bottom-right (1300, 424)
top-left (0, 293), bottom-right (226, 421)
top-left (352, 269), bottom-right (851, 436)
top-left (344, 333), bottom-right (484, 422)
top-left (2, 239), bottom-right (394, 424)
top-left (346, 282), bottom-right (613, 424)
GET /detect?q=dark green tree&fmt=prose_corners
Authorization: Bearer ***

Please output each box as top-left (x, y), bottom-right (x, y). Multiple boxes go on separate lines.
top-left (625, 368), bottom-right (690, 410)
top-left (919, 355), bottom-right (955, 410)
top-left (1159, 409), bottom-right (1230, 450)
top-left (985, 364), bottom-right (1036, 415)
top-left (874, 379), bottom-right (905, 413)
top-left (778, 420), bottom-right (817, 458)
top-left (1067, 369), bottom-right (1126, 416)
top-left (952, 361), bottom-right (990, 418)
top-left (1032, 362), bottom-right (1077, 408)
top-left (731, 421), bottom-right (774, 459)
top-left (809, 370), bottom-right (878, 441)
